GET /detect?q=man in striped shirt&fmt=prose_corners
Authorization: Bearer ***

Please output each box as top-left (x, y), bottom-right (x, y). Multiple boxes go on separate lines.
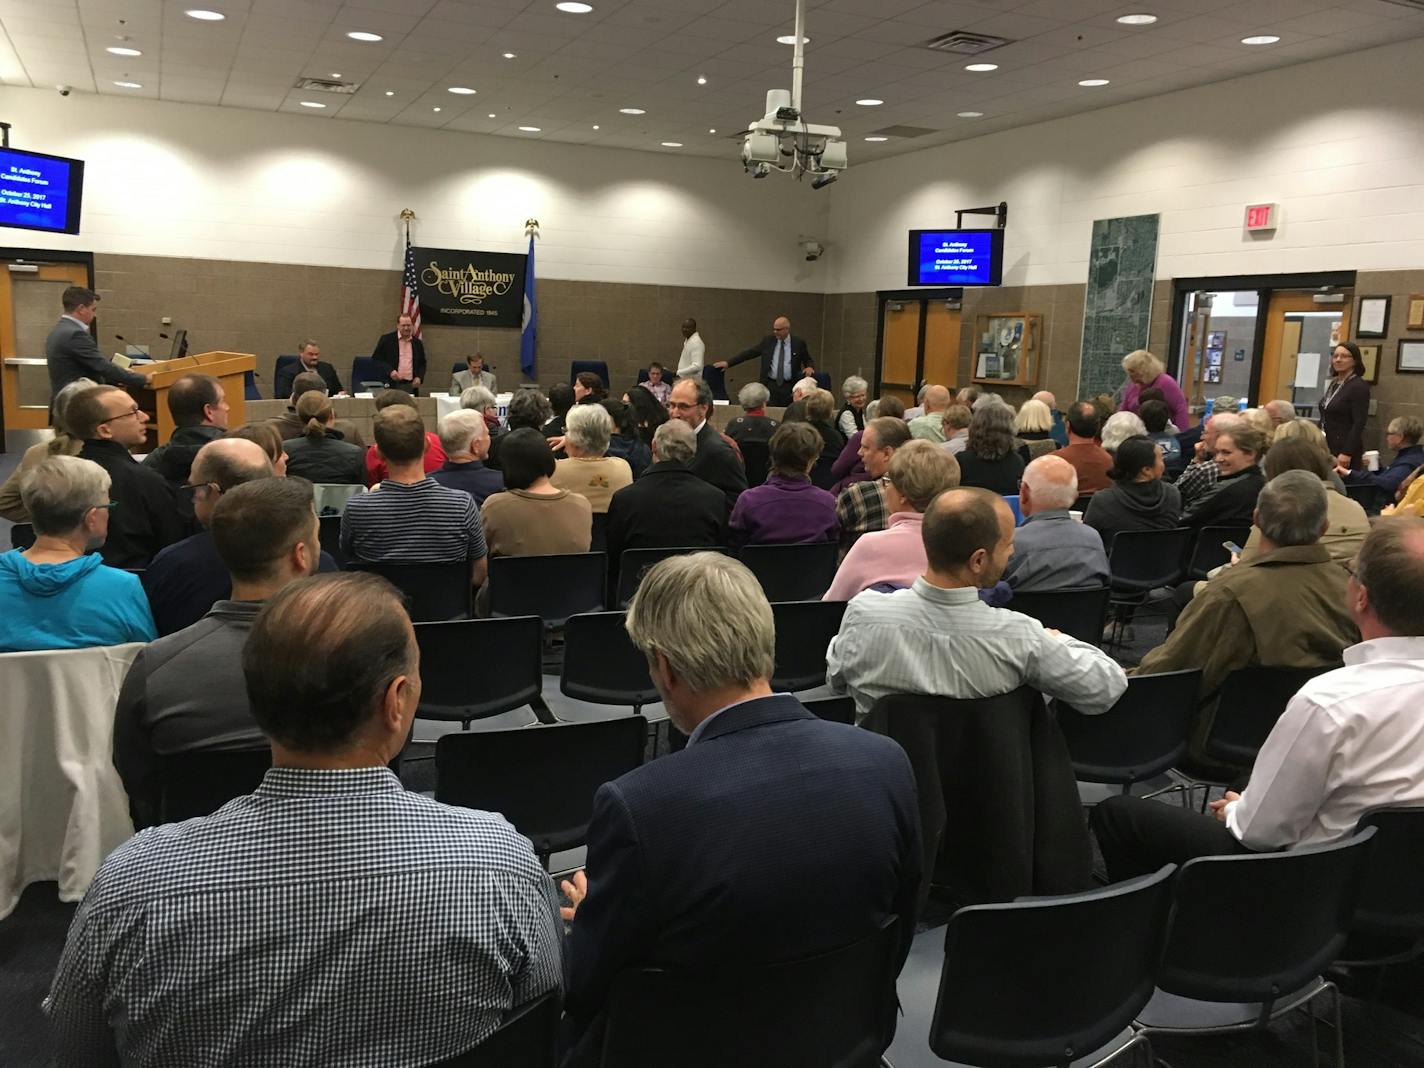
top-left (342, 404), bottom-right (489, 588)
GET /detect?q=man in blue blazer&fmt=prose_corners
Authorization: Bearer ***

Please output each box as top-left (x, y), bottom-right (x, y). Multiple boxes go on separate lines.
top-left (46, 286), bottom-right (152, 396)
top-left (559, 552), bottom-right (921, 1065)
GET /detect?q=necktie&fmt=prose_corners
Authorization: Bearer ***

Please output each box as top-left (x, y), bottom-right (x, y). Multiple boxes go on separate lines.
top-left (778, 339), bottom-right (788, 381)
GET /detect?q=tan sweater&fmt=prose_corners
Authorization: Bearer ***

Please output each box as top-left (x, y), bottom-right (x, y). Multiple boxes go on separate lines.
top-left (550, 456), bottom-right (632, 514)
top-left (0, 437), bottom-right (83, 522)
top-left (480, 488), bottom-right (593, 558)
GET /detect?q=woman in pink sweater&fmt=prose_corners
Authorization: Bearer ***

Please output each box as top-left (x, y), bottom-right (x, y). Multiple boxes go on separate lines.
top-left (1119, 349), bottom-right (1189, 432)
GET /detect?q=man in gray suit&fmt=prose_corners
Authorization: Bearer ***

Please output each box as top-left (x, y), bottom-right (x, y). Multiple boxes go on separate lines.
top-left (449, 352), bottom-right (497, 395)
top-left (46, 286), bottom-right (152, 396)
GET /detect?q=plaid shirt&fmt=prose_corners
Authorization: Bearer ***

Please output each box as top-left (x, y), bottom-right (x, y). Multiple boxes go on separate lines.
top-left (836, 477), bottom-right (888, 553)
top-left (46, 767), bottom-right (562, 1067)
top-left (1175, 459), bottom-right (1219, 507)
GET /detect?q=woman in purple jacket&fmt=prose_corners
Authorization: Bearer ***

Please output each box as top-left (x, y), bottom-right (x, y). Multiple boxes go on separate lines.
top-left (1119, 349), bottom-right (1189, 432)
top-left (728, 422), bottom-right (839, 548)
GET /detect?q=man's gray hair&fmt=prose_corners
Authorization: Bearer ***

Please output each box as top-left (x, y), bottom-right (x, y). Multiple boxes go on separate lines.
top-left (53, 376), bottom-right (97, 435)
top-left (1257, 469), bottom-right (1328, 547)
top-left (971, 391), bottom-right (1008, 413)
top-left (297, 337), bottom-right (318, 352)
top-left (738, 382), bottom-right (770, 410)
top-left (1388, 415), bottom-right (1423, 444)
top-left (438, 408), bottom-right (487, 454)
top-left (625, 552), bottom-right (774, 692)
top-left (565, 403), bottom-right (613, 456)
top-left (21, 455), bottom-right (111, 536)
top-left (1101, 410), bottom-right (1147, 454)
top-left (1021, 454), bottom-right (1079, 510)
top-left (842, 375), bottom-right (868, 397)
top-left (652, 418), bottom-right (696, 466)
top-left (1264, 399), bottom-right (1296, 425)
top-left (459, 385), bottom-right (498, 413)
top-left (791, 376), bottom-right (819, 401)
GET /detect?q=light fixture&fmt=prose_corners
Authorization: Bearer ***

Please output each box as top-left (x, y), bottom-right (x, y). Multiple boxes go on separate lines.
top-left (503, 52), bottom-right (517, 59)
top-left (518, 125), bottom-right (541, 132)
top-left (385, 90), bottom-right (395, 97)
top-left (660, 141), bottom-right (682, 147)
top-left (433, 106), bottom-right (442, 112)
top-left (1078, 78), bottom-right (1110, 86)
top-left (697, 75), bottom-right (707, 85)
top-left (448, 86), bottom-right (477, 95)
top-left (555, 1), bottom-right (593, 12)
top-left (185, 9), bottom-right (225, 20)
top-left (1241, 34), bottom-right (1280, 44)
top-left (107, 46), bottom-right (142, 56)
top-left (965, 62), bottom-right (997, 72)
top-left (855, 98), bottom-right (883, 106)
top-left (488, 112), bottom-right (497, 118)
top-left (619, 107), bottom-right (645, 115)
top-left (300, 101), bottom-right (326, 108)
top-left (592, 124), bottom-right (600, 129)
top-left (347, 31), bottom-right (383, 42)
top-left (864, 135), bottom-right (888, 142)
top-left (957, 110), bottom-right (983, 118)
top-left (708, 127), bottom-right (716, 133)
top-left (114, 80), bottom-right (143, 88)
top-left (776, 34), bottom-right (810, 45)
top-left (1116, 13), bottom-right (1158, 25)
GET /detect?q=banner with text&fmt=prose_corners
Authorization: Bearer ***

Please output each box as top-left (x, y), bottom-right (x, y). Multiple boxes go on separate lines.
top-left (414, 246), bottom-right (528, 327)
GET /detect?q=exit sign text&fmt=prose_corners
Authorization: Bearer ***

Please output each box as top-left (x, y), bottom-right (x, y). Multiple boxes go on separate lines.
top-left (1245, 203), bottom-right (1278, 232)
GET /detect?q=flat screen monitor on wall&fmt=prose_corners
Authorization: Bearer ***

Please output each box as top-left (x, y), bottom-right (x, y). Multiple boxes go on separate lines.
top-left (0, 147), bottom-right (85, 235)
top-left (907, 228), bottom-right (1004, 287)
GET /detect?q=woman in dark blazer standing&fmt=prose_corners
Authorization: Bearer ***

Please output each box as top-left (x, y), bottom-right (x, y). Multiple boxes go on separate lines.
top-left (1320, 342), bottom-right (1370, 470)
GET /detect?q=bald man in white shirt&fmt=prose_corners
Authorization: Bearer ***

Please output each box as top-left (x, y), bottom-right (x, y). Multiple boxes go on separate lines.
top-left (1093, 516), bottom-right (1424, 880)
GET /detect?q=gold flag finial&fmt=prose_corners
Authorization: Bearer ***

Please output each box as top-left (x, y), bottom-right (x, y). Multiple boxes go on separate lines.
top-left (400, 208), bottom-right (416, 222)
top-left (525, 218), bottom-right (540, 237)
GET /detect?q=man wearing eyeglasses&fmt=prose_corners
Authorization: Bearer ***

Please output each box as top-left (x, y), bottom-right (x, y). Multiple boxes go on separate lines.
top-left (68, 385), bottom-right (187, 569)
top-left (667, 377), bottom-right (746, 515)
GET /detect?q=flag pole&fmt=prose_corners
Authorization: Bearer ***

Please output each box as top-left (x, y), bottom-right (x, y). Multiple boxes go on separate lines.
top-left (521, 219), bottom-right (539, 382)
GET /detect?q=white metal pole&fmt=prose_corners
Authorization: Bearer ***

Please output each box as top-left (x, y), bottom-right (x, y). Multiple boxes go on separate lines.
top-left (791, 0), bottom-right (804, 112)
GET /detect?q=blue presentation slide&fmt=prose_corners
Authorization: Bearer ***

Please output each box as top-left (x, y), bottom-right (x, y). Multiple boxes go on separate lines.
top-left (0, 150), bottom-right (74, 232)
top-left (916, 231), bottom-right (994, 285)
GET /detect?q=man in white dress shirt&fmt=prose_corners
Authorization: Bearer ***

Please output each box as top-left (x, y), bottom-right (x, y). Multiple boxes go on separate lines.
top-left (826, 487), bottom-right (1127, 723)
top-left (677, 318), bottom-right (705, 379)
top-left (1093, 516), bottom-right (1424, 880)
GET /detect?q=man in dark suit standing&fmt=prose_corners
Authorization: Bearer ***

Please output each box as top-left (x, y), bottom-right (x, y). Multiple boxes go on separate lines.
top-left (46, 286), bottom-right (152, 396)
top-left (274, 339), bottom-right (344, 399)
top-left (369, 314), bottom-right (427, 393)
top-left (558, 552), bottom-right (921, 1065)
top-left (714, 315), bottom-right (815, 408)
top-left (668, 377), bottom-right (746, 514)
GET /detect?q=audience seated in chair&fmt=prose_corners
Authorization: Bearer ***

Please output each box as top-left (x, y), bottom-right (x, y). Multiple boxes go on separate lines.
top-left (832, 395), bottom-right (904, 492)
top-left (0, 455), bottom-right (155, 652)
top-left (0, 376), bottom-right (93, 522)
top-left (907, 385), bottom-right (952, 444)
top-left (1051, 400), bottom-right (1114, 495)
top-left (459, 384), bottom-right (503, 442)
top-left (1341, 415), bottom-right (1424, 502)
top-left (140, 373), bottom-right (230, 486)
top-left (827, 487), bottom-right (1126, 723)
top-left (1013, 397), bottom-right (1059, 461)
top-left (638, 361), bottom-right (670, 405)
top-left (1095, 517), bottom-right (1424, 880)
top-left (824, 441), bottom-right (959, 601)
top-left (273, 370), bottom-right (364, 448)
top-left (836, 416), bottom-right (913, 554)
top-left (491, 389), bottom-right (552, 472)
top-left (363, 390), bottom-right (446, 486)
top-left (48, 572), bottom-right (563, 1065)
top-left (342, 405), bottom-right (488, 588)
top-left (1175, 410), bottom-right (1245, 508)
top-left (724, 382), bottom-right (778, 447)
top-left (668, 377), bottom-right (746, 515)
top-left (728, 422), bottom-right (838, 548)
top-left (623, 385), bottom-right (667, 448)
top-left (282, 390), bottom-right (366, 486)
top-left (955, 404), bottom-right (1027, 496)
top-left (1181, 422), bottom-right (1266, 531)
top-left (449, 351), bottom-right (496, 396)
top-left (557, 552), bottom-right (921, 1067)
top-left (543, 382), bottom-right (575, 440)
top-left (274, 338), bottom-right (345, 399)
top-left (115, 476), bottom-right (321, 825)
top-left (432, 409), bottom-right (503, 508)
top-left (1138, 399), bottom-right (1184, 476)
top-left (550, 403), bottom-right (633, 514)
top-left (939, 403), bottom-right (972, 457)
top-left (836, 375), bottom-right (870, 438)
top-left (1003, 455), bottom-right (1109, 593)
top-left (804, 388), bottom-right (846, 469)
top-left (1083, 435), bottom-right (1182, 550)
top-left (601, 397), bottom-right (651, 480)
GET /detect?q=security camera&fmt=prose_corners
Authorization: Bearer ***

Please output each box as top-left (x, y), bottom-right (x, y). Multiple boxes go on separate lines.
top-left (747, 161), bottom-right (770, 179)
top-left (58, 85), bottom-right (72, 97)
top-left (810, 171), bottom-right (838, 191)
top-left (800, 239), bottom-right (824, 262)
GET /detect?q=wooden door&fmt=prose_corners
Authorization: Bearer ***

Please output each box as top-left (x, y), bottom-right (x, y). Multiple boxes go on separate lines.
top-left (1260, 291), bottom-right (1351, 402)
top-left (1, 259), bottom-right (91, 432)
top-left (922, 302), bottom-right (961, 388)
top-left (879, 300), bottom-right (922, 406)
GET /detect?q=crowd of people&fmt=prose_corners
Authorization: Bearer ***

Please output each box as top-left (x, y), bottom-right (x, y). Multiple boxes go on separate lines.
top-left (5, 317), bottom-right (1424, 1065)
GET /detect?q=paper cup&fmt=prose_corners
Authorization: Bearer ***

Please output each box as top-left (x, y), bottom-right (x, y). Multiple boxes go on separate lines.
top-left (1364, 450), bottom-right (1380, 472)
top-left (1069, 510), bottom-right (1084, 522)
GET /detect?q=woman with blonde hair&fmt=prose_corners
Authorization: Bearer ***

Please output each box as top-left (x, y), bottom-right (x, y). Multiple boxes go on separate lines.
top-left (1275, 417), bottom-right (1347, 494)
top-left (1119, 349), bottom-right (1189, 431)
top-left (0, 376), bottom-right (94, 521)
top-left (1013, 397), bottom-right (1057, 460)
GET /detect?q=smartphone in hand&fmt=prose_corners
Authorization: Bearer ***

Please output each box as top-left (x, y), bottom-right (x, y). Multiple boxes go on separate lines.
top-left (1222, 541), bottom-right (1243, 557)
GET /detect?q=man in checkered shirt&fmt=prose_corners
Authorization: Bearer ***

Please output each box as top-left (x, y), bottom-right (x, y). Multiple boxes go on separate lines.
top-left (46, 573), bottom-right (562, 1066)
top-left (836, 416), bottom-right (913, 554)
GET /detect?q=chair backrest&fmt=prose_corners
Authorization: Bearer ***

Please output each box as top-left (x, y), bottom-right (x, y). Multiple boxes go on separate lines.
top-left (487, 552), bottom-right (607, 627)
top-left (312, 483), bottom-right (365, 516)
top-left (616, 546), bottom-right (715, 608)
top-left (636, 367), bottom-right (649, 384)
top-left (1007, 586), bottom-right (1110, 645)
top-left (317, 513), bottom-right (345, 567)
top-left (414, 617), bottom-right (543, 724)
top-left (1107, 527), bottom-right (1193, 592)
top-left (560, 611), bottom-right (658, 712)
top-left (590, 512), bottom-right (608, 553)
top-left (1344, 482), bottom-right (1380, 514)
top-left (931, 866), bottom-right (1175, 1065)
top-left (347, 560), bottom-right (472, 621)
top-left (1002, 494), bottom-right (1024, 525)
top-left (243, 368), bottom-right (261, 401)
top-left (1072, 492), bottom-right (1095, 513)
top-left (1204, 663), bottom-right (1337, 767)
top-left (432, 990), bottom-right (561, 1068)
top-left (802, 695), bottom-right (856, 725)
top-left (598, 916), bottom-right (900, 1068)
top-left (160, 748), bottom-right (272, 823)
top-left (740, 439), bottom-right (770, 487)
top-left (812, 371), bottom-right (831, 391)
top-left (739, 542), bottom-right (838, 602)
top-left (702, 363), bottom-right (728, 401)
top-left (450, 360), bottom-right (466, 378)
top-left (1055, 669), bottom-right (1202, 786)
top-left (10, 522), bottom-right (35, 550)
top-left (274, 354), bottom-right (300, 384)
top-left (1352, 807), bottom-right (1424, 939)
top-left (435, 717), bottom-right (647, 858)
top-left (350, 356), bottom-right (383, 389)
top-left (1185, 524), bottom-right (1251, 580)
top-left (570, 360), bottom-right (610, 387)
top-left (770, 599), bottom-right (848, 691)
top-left (1158, 828), bottom-right (1376, 1005)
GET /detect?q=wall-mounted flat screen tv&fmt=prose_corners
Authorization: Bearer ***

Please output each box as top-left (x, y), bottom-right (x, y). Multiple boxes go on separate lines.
top-left (0, 147), bottom-right (85, 235)
top-left (907, 228), bottom-right (1003, 286)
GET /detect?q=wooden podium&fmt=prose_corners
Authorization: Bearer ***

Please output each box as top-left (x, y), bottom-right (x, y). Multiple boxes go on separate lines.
top-left (135, 351), bottom-right (256, 446)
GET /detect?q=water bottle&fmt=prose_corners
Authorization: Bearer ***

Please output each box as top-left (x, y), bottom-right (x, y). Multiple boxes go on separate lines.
top-left (1237, 398), bottom-right (1248, 412)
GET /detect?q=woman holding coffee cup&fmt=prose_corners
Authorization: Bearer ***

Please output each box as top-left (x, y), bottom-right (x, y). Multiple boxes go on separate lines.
top-left (1319, 341), bottom-right (1370, 470)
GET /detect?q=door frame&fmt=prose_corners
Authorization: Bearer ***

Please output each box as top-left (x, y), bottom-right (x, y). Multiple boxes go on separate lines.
top-left (873, 287), bottom-right (962, 398)
top-left (0, 248), bottom-right (95, 441)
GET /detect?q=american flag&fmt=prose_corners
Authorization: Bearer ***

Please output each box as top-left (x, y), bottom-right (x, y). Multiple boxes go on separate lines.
top-left (401, 231), bottom-right (422, 338)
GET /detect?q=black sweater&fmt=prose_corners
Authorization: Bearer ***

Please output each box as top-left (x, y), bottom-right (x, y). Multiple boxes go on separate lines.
top-left (1083, 478), bottom-right (1182, 549)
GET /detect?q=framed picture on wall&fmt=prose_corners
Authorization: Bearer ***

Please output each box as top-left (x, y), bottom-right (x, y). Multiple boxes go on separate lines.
top-left (1205, 366), bottom-right (1222, 384)
top-left (1358, 344), bottom-right (1381, 384)
top-left (1398, 339), bottom-right (1424, 374)
top-left (1408, 294), bottom-right (1424, 330)
top-left (1357, 295), bottom-right (1391, 338)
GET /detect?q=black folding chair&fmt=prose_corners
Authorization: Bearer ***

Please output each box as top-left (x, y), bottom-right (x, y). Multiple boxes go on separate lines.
top-left (1072, 492), bottom-right (1095, 514)
top-left (1134, 829), bottom-right (1377, 1066)
top-left (1007, 587), bottom-right (1111, 646)
top-left (430, 990), bottom-right (561, 1068)
top-left (740, 542), bottom-right (838, 602)
top-left (1339, 807), bottom-right (1424, 968)
top-left (317, 514), bottom-right (345, 567)
top-left (1345, 482), bottom-right (1380, 514)
top-left (560, 611), bottom-right (658, 715)
top-left (740, 439), bottom-right (771, 488)
top-left (435, 716), bottom-right (647, 866)
top-left (615, 546), bottom-right (719, 608)
top-left (926, 866), bottom-right (1175, 1068)
top-left (159, 748), bottom-right (272, 822)
top-left (802, 695), bottom-right (856, 725)
top-left (810, 455), bottom-right (837, 490)
top-left (1105, 527), bottom-right (1193, 643)
top-left (10, 522), bottom-right (35, 550)
top-left (347, 560), bottom-right (472, 621)
top-left (1201, 663), bottom-right (1337, 769)
top-left (597, 917), bottom-right (900, 1068)
top-left (1184, 524), bottom-right (1251, 580)
top-left (414, 616), bottom-right (552, 727)
top-left (770, 599), bottom-right (847, 691)
top-left (487, 552), bottom-right (607, 628)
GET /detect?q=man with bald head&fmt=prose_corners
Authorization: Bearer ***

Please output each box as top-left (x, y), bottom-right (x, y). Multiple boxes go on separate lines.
top-left (1263, 399), bottom-right (1297, 428)
top-left (907, 385), bottom-right (952, 443)
top-left (1002, 455), bottom-right (1109, 593)
top-left (828, 487), bottom-right (1126, 722)
top-left (1034, 390), bottom-right (1069, 447)
top-left (715, 314), bottom-right (814, 408)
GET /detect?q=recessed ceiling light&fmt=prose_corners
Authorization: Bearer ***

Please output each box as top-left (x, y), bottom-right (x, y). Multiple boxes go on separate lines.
top-left (1116, 13), bottom-right (1158, 25)
top-left (965, 62), bottom-right (997, 72)
top-left (1078, 78), bottom-right (1110, 86)
top-left (114, 80), bottom-right (143, 88)
top-left (592, 124), bottom-right (600, 129)
top-left (519, 125), bottom-right (541, 132)
top-left (855, 98), bottom-right (883, 106)
top-left (185, 9), bottom-right (225, 20)
top-left (864, 136), bottom-right (889, 142)
top-left (488, 112), bottom-right (497, 118)
top-left (503, 52), bottom-right (517, 59)
top-left (300, 101), bottom-right (326, 108)
top-left (448, 86), bottom-right (477, 95)
top-left (776, 34), bottom-right (810, 45)
top-left (107, 46), bottom-right (142, 56)
top-left (957, 110), bottom-right (983, 118)
top-left (697, 75), bottom-right (707, 85)
top-left (708, 127), bottom-right (716, 134)
top-left (1241, 34), bottom-right (1280, 45)
top-left (432, 106), bottom-right (442, 112)
top-left (555, 1), bottom-right (593, 12)
top-left (619, 107), bottom-right (645, 115)
top-left (385, 90), bottom-right (395, 97)
top-left (660, 141), bottom-right (682, 147)
top-left (347, 31), bottom-right (383, 42)
top-left (330, 73), bottom-right (341, 78)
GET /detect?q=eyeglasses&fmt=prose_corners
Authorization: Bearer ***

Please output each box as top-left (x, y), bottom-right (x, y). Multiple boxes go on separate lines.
top-left (98, 405), bottom-right (142, 424)
top-left (667, 401), bottom-right (701, 412)
top-left (180, 481), bottom-right (220, 500)
top-left (89, 500), bottom-right (118, 513)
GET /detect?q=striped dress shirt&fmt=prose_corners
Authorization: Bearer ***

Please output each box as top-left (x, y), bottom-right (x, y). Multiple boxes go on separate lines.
top-left (46, 767), bottom-right (563, 1067)
top-left (340, 476), bottom-right (487, 564)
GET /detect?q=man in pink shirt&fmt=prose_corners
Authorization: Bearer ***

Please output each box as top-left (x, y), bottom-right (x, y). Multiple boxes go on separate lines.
top-left (371, 314), bottom-right (427, 393)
